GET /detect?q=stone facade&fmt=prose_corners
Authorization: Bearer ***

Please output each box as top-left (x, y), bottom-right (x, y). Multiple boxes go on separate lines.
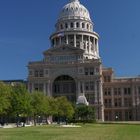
top-left (27, 0), bottom-right (140, 121)
top-left (103, 68), bottom-right (140, 121)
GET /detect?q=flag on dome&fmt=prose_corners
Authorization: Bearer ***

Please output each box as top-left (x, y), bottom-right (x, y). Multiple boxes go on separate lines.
top-left (55, 32), bottom-right (65, 38)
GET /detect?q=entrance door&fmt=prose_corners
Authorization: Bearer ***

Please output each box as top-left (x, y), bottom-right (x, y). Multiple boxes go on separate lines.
top-left (53, 75), bottom-right (76, 102)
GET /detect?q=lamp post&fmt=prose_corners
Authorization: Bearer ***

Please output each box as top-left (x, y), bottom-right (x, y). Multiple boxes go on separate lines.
top-left (115, 115), bottom-right (118, 121)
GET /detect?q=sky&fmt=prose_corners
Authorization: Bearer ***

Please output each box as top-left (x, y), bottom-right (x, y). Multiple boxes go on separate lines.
top-left (0, 0), bottom-right (140, 80)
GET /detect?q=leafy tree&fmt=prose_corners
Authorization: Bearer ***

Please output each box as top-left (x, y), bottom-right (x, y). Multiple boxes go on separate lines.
top-left (30, 92), bottom-right (48, 126)
top-left (0, 82), bottom-right (11, 116)
top-left (55, 96), bottom-right (74, 123)
top-left (75, 105), bottom-right (95, 123)
top-left (9, 84), bottom-right (32, 127)
top-left (47, 97), bottom-right (58, 116)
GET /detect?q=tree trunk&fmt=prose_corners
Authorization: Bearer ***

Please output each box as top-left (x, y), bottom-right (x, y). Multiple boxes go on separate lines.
top-left (33, 115), bottom-right (36, 126)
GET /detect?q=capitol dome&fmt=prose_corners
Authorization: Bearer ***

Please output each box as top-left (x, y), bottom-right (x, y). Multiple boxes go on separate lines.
top-left (58, 0), bottom-right (91, 21)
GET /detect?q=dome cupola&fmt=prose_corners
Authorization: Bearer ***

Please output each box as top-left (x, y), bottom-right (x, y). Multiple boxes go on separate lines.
top-left (58, 0), bottom-right (91, 21)
top-left (50, 0), bottom-right (100, 60)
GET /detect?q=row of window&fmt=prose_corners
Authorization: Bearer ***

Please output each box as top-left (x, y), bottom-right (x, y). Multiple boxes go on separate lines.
top-left (105, 110), bottom-right (132, 121)
top-left (29, 70), bottom-right (48, 77)
top-left (104, 98), bottom-right (132, 108)
top-left (85, 81), bottom-right (94, 91)
top-left (104, 88), bottom-right (132, 96)
top-left (29, 67), bottom-right (99, 77)
top-left (103, 76), bottom-right (111, 82)
top-left (85, 67), bottom-right (99, 75)
top-left (58, 22), bottom-right (92, 31)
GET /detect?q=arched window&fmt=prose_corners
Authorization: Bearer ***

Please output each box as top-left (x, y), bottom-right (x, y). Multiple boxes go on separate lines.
top-left (60, 24), bottom-right (63, 29)
top-left (82, 23), bottom-right (85, 28)
top-left (65, 23), bottom-right (68, 29)
top-left (90, 25), bottom-right (92, 31)
top-left (87, 24), bottom-right (89, 29)
top-left (71, 22), bottom-right (74, 28)
top-left (76, 22), bottom-right (79, 28)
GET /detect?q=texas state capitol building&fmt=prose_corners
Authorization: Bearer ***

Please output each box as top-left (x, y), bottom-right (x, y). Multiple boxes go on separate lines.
top-left (28, 0), bottom-right (140, 121)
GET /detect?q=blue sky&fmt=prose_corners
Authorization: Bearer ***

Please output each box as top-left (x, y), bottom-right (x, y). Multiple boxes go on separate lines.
top-left (0, 0), bottom-right (140, 80)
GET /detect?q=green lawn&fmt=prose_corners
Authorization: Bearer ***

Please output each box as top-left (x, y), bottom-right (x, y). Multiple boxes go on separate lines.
top-left (0, 124), bottom-right (140, 140)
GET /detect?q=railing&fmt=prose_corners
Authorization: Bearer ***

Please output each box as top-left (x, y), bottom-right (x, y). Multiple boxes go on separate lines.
top-left (28, 59), bottom-right (101, 65)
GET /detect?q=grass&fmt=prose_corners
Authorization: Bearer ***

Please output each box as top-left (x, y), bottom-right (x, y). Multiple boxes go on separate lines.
top-left (0, 124), bottom-right (140, 140)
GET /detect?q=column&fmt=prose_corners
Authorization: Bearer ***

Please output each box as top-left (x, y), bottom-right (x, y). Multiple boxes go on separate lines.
top-left (47, 80), bottom-right (51, 97)
top-left (121, 87), bottom-right (125, 107)
top-left (81, 34), bottom-right (83, 49)
top-left (88, 36), bottom-right (90, 53)
top-left (66, 35), bottom-right (68, 44)
top-left (43, 83), bottom-right (47, 95)
top-left (93, 38), bottom-right (96, 56)
top-left (121, 87), bottom-right (124, 107)
top-left (54, 38), bottom-right (56, 47)
top-left (97, 39), bottom-right (99, 57)
top-left (59, 37), bottom-right (62, 45)
top-left (28, 82), bottom-right (33, 93)
top-left (78, 81), bottom-right (81, 97)
top-left (132, 85), bottom-right (136, 106)
top-left (111, 88), bottom-right (114, 107)
top-left (82, 81), bottom-right (85, 94)
top-left (32, 83), bottom-right (34, 92)
top-left (98, 80), bottom-right (104, 122)
top-left (74, 34), bottom-right (76, 47)
top-left (94, 81), bottom-right (98, 104)
top-left (136, 87), bottom-right (140, 120)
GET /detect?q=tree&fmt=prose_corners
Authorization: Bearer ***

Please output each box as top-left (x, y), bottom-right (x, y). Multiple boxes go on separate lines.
top-left (55, 96), bottom-right (74, 123)
top-left (0, 82), bottom-right (11, 125)
top-left (30, 92), bottom-right (48, 126)
top-left (46, 97), bottom-right (58, 117)
top-left (75, 105), bottom-right (95, 123)
top-left (10, 84), bottom-right (32, 127)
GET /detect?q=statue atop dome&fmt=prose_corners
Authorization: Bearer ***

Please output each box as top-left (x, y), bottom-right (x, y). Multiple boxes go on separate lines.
top-left (70, 0), bottom-right (79, 2)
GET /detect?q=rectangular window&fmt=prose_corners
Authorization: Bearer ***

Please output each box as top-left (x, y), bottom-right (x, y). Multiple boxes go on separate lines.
top-left (39, 70), bottom-right (44, 77)
top-left (125, 111), bottom-right (132, 121)
top-left (114, 98), bottom-right (122, 107)
top-left (104, 88), bottom-right (111, 96)
top-left (114, 88), bottom-right (121, 95)
top-left (124, 98), bottom-right (132, 107)
top-left (104, 76), bottom-right (107, 82)
top-left (86, 94), bottom-right (94, 104)
top-left (124, 88), bottom-right (131, 95)
top-left (85, 82), bottom-right (89, 91)
top-left (90, 68), bottom-right (94, 75)
top-left (85, 68), bottom-right (89, 75)
top-left (79, 68), bottom-right (83, 74)
top-left (90, 81), bottom-right (94, 91)
top-left (139, 87), bottom-right (140, 94)
top-left (34, 83), bottom-right (44, 92)
top-left (104, 99), bottom-right (112, 108)
top-left (46, 70), bottom-right (48, 75)
top-left (118, 88), bottom-right (121, 95)
top-left (114, 88), bottom-right (117, 95)
top-left (29, 70), bottom-right (32, 76)
top-left (34, 70), bottom-right (44, 77)
top-left (104, 76), bottom-right (111, 82)
top-left (34, 70), bottom-right (39, 77)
